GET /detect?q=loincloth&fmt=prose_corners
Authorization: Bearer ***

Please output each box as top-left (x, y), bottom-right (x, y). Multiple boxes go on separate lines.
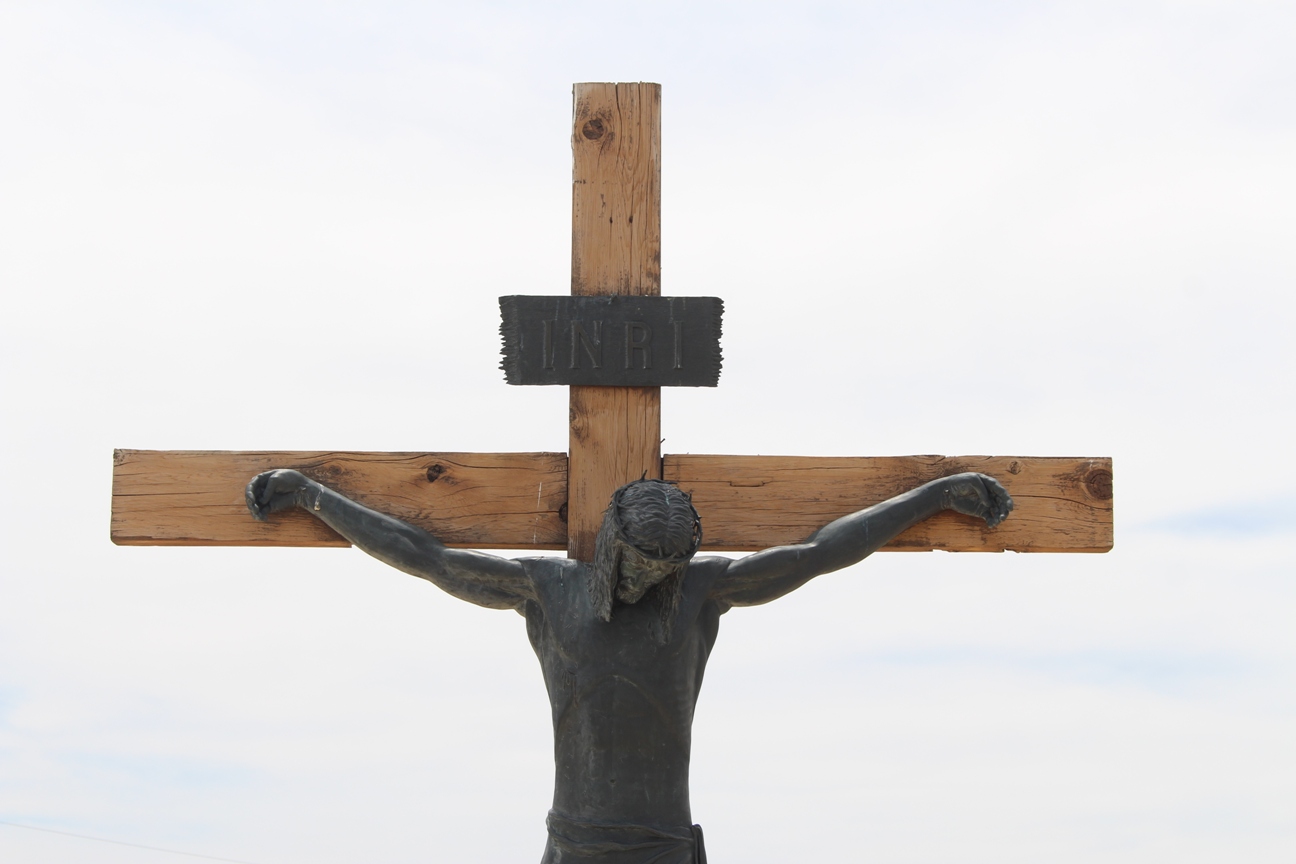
top-left (542, 810), bottom-right (707, 864)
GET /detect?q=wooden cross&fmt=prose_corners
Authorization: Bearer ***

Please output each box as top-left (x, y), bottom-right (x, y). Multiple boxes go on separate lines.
top-left (111, 83), bottom-right (1112, 562)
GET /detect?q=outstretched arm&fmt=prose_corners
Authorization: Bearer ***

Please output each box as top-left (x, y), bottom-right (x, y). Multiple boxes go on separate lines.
top-left (710, 472), bottom-right (1012, 608)
top-left (246, 469), bottom-right (534, 610)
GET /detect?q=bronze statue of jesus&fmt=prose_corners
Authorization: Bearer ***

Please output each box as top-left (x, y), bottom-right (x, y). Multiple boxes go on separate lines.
top-left (247, 470), bottom-right (1012, 863)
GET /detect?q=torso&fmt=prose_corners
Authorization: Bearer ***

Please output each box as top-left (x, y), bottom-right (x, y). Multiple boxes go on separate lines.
top-left (519, 556), bottom-right (728, 826)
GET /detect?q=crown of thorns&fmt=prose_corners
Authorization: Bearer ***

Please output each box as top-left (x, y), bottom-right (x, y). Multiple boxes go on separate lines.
top-left (608, 480), bottom-right (703, 563)
top-left (590, 479), bottom-right (703, 630)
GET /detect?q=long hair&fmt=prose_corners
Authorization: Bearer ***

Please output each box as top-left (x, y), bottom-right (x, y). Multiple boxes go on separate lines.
top-left (590, 479), bottom-right (702, 642)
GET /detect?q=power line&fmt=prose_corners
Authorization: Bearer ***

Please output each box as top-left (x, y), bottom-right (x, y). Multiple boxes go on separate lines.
top-left (0, 818), bottom-right (265, 864)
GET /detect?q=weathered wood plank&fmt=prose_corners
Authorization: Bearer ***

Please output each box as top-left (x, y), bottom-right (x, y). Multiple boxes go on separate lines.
top-left (113, 450), bottom-right (1111, 553)
top-left (111, 450), bottom-right (569, 549)
top-left (665, 455), bottom-right (1113, 553)
top-left (568, 82), bottom-right (663, 561)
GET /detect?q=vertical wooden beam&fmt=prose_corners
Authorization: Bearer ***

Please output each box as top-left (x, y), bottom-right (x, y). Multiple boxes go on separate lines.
top-left (567, 82), bottom-right (663, 561)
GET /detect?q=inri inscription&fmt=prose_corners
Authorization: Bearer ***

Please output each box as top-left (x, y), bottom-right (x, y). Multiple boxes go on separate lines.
top-left (499, 295), bottom-right (723, 387)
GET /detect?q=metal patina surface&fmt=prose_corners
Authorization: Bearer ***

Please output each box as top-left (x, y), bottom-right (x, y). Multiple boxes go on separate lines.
top-left (500, 295), bottom-right (724, 387)
top-left (246, 469), bottom-right (1013, 862)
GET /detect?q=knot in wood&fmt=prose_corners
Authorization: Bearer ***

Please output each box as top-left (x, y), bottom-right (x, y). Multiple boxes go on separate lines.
top-left (1084, 467), bottom-right (1113, 501)
top-left (581, 118), bottom-right (606, 141)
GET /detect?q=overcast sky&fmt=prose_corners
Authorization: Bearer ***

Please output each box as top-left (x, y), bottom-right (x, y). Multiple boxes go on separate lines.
top-left (1, 1), bottom-right (1293, 862)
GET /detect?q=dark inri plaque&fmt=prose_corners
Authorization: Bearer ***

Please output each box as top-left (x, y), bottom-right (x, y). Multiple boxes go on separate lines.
top-left (500, 295), bottom-right (723, 387)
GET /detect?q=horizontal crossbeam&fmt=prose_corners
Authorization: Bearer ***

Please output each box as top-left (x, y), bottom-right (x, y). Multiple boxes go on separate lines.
top-left (110, 450), bottom-right (570, 549)
top-left (112, 450), bottom-right (1111, 553)
top-left (666, 454), bottom-right (1112, 553)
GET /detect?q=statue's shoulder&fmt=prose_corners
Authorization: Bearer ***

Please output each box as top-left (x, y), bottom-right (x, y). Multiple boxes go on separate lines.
top-left (512, 558), bottom-right (588, 623)
top-left (516, 556), bottom-right (588, 591)
top-left (687, 555), bottom-right (731, 576)
top-left (684, 555), bottom-right (732, 592)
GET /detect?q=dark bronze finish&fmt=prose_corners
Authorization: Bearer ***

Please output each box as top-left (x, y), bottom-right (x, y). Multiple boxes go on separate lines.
top-left (246, 468), bottom-right (1012, 862)
top-left (500, 295), bottom-right (723, 387)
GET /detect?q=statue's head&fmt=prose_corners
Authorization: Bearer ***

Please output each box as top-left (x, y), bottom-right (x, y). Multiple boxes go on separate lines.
top-left (590, 479), bottom-right (702, 630)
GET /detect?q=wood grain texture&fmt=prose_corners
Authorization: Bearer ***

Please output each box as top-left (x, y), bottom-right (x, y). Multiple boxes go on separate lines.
top-left (567, 385), bottom-right (662, 560)
top-left (665, 455), bottom-right (1114, 553)
top-left (111, 450), bottom-right (568, 548)
top-left (568, 82), bottom-right (663, 561)
top-left (570, 82), bottom-right (661, 296)
top-left (112, 450), bottom-right (1112, 553)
